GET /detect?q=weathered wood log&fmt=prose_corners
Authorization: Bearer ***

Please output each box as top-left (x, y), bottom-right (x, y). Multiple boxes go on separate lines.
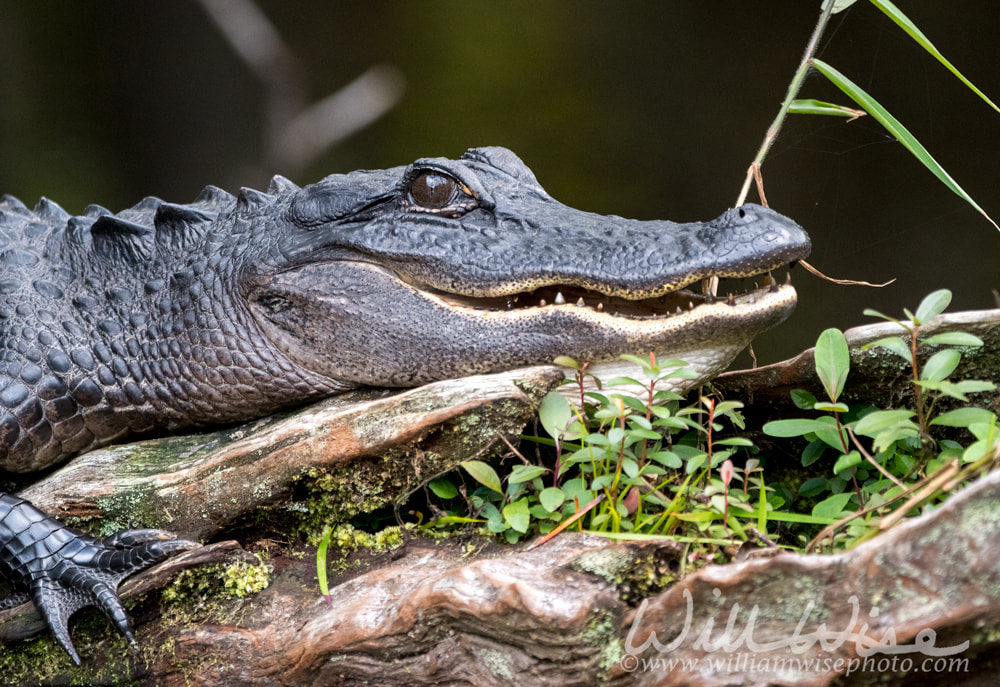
top-left (16, 467), bottom-right (1000, 686)
top-left (18, 365), bottom-right (564, 542)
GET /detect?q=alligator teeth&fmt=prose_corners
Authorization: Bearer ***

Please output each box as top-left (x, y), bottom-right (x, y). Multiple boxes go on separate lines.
top-left (539, 299), bottom-right (547, 307)
top-left (702, 276), bottom-right (719, 298)
top-left (576, 297), bottom-right (585, 307)
top-left (675, 306), bottom-right (683, 314)
top-left (597, 302), bottom-right (604, 312)
top-left (727, 293), bottom-right (736, 306)
top-left (554, 291), bottom-right (565, 305)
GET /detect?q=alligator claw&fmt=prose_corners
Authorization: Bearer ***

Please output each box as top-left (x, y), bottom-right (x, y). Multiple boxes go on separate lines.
top-left (0, 495), bottom-right (196, 664)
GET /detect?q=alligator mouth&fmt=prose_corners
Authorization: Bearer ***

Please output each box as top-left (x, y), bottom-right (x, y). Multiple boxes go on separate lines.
top-left (420, 268), bottom-right (796, 319)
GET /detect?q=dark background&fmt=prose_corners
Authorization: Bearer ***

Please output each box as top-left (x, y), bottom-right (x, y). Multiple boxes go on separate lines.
top-left (1, 1), bottom-right (997, 367)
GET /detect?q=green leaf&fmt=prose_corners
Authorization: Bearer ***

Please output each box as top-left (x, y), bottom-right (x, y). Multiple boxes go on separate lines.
top-left (790, 388), bottom-right (818, 410)
top-left (811, 59), bottom-right (998, 230)
top-left (539, 487), bottom-right (565, 512)
top-left (799, 477), bottom-right (829, 498)
top-left (924, 332), bottom-right (983, 347)
top-left (605, 376), bottom-right (643, 388)
top-left (648, 450), bottom-right (683, 469)
top-left (813, 423), bottom-right (850, 453)
top-left (931, 408), bottom-right (997, 428)
top-left (921, 349), bottom-right (961, 382)
top-left (627, 415), bottom-right (654, 431)
top-left (954, 380), bottom-right (996, 394)
top-left (863, 336), bottom-right (911, 361)
top-left (428, 478), bottom-right (459, 499)
top-left (591, 474), bottom-right (614, 491)
top-left (800, 439), bottom-right (826, 467)
top-left (538, 391), bottom-right (574, 440)
top-left (714, 401), bottom-right (745, 414)
top-left (853, 409), bottom-right (916, 436)
top-left (814, 328), bottom-right (850, 402)
top-left (461, 461), bottom-right (503, 494)
top-left (788, 98), bottom-right (865, 118)
top-left (622, 457), bottom-right (640, 479)
top-left (502, 498), bottom-right (531, 533)
top-left (508, 465), bottom-right (548, 484)
top-left (914, 289), bottom-right (952, 324)
top-left (763, 418), bottom-right (835, 437)
top-left (869, 0), bottom-right (1000, 115)
top-left (812, 492), bottom-right (853, 520)
top-left (833, 451), bottom-right (863, 475)
top-left (918, 379), bottom-right (996, 402)
top-left (715, 437), bottom-right (754, 447)
top-left (813, 402), bottom-right (849, 413)
top-left (553, 355), bottom-right (579, 369)
top-left (863, 308), bottom-right (904, 326)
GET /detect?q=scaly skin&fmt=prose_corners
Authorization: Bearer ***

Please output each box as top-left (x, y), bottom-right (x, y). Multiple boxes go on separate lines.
top-left (0, 147), bottom-right (809, 661)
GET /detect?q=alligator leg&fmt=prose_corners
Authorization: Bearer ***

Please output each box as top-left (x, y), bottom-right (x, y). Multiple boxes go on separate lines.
top-left (0, 493), bottom-right (197, 664)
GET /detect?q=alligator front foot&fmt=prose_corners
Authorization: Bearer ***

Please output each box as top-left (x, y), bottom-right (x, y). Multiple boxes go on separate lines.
top-left (0, 494), bottom-right (197, 664)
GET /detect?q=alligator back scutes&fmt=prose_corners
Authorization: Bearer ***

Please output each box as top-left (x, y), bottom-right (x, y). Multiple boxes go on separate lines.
top-left (0, 175), bottom-right (300, 268)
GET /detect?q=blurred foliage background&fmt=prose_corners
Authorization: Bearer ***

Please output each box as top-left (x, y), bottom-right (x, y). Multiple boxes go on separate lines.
top-left (0, 1), bottom-right (997, 367)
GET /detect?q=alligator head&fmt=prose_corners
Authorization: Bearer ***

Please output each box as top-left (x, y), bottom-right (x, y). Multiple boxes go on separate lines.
top-left (248, 146), bottom-right (810, 391)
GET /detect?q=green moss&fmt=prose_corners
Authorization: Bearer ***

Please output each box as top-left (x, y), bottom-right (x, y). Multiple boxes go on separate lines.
top-left (579, 609), bottom-right (624, 680)
top-left (572, 548), bottom-right (636, 583)
top-left (479, 647), bottom-right (514, 679)
top-left (0, 614), bottom-right (147, 684)
top-left (162, 554), bottom-right (271, 606)
top-left (320, 523), bottom-right (407, 554)
top-left (221, 555), bottom-right (272, 599)
top-left (572, 548), bottom-right (678, 605)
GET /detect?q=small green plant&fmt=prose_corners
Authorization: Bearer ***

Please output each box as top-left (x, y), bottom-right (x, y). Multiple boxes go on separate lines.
top-left (764, 289), bottom-right (999, 550)
top-left (418, 288), bottom-right (999, 561)
top-left (423, 353), bottom-right (781, 557)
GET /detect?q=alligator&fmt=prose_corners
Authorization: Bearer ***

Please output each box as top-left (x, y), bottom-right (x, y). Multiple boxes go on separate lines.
top-left (0, 146), bottom-right (809, 663)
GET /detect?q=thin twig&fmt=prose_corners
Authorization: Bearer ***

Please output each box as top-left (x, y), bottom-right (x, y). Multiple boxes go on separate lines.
top-left (736, 0), bottom-right (837, 207)
top-left (845, 426), bottom-right (906, 489)
top-left (798, 259), bottom-right (895, 287)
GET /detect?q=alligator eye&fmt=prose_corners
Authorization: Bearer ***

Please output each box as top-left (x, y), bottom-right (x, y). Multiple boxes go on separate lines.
top-left (409, 172), bottom-right (459, 209)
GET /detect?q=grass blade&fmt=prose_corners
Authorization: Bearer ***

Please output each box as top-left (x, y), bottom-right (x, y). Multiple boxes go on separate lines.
top-left (812, 58), bottom-right (998, 230)
top-left (789, 99), bottom-right (865, 119)
top-left (870, 0), bottom-right (1000, 115)
top-left (316, 526), bottom-right (334, 607)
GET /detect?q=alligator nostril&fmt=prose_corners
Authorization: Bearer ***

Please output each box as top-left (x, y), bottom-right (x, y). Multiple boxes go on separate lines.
top-left (737, 208), bottom-right (746, 219)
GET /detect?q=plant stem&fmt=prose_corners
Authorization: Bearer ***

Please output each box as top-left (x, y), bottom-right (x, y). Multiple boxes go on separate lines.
top-left (736, 0), bottom-right (837, 206)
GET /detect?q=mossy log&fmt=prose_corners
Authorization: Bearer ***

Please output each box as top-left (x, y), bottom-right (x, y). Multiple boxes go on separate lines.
top-left (10, 469), bottom-right (1000, 686)
top-left (17, 365), bottom-right (563, 541)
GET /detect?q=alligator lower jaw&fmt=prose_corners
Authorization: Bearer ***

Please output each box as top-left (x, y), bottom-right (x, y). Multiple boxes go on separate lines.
top-left (421, 272), bottom-right (797, 324)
